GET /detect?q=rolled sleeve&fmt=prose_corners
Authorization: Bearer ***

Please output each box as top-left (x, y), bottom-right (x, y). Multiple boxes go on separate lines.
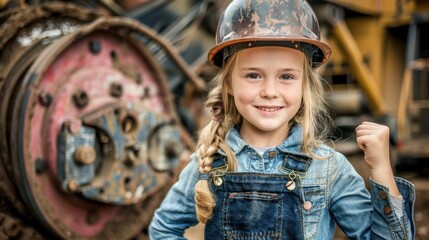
top-left (370, 177), bottom-right (415, 239)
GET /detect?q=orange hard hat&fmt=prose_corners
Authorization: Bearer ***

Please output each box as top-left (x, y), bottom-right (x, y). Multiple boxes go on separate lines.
top-left (208, 0), bottom-right (331, 68)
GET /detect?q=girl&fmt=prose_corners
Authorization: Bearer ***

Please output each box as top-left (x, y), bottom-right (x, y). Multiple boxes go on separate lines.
top-left (149, 0), bottom-right (415, 239)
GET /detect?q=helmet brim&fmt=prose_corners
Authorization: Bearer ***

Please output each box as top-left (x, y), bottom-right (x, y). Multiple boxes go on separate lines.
top-left (208, 37), bottom-right (331, 68)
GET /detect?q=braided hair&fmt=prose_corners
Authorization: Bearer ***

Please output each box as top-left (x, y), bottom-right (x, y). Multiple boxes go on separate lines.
top-left (194, 54), bottom-right (240, 223)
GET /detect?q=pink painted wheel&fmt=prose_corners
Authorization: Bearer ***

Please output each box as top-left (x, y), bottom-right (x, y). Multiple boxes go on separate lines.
top-left (8, 18), bottom-right (184, 239)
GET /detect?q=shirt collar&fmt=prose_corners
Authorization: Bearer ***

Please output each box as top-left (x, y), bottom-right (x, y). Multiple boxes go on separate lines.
top-left (222, 125), bottom-right (305, 156)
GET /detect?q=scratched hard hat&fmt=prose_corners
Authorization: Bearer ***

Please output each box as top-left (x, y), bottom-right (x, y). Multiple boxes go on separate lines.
top-left (208, 0), bottom-right (331, 68)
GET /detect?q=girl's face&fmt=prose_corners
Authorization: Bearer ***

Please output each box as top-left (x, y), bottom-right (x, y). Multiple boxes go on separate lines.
top-left (229, 46), bottom-right (304, 146)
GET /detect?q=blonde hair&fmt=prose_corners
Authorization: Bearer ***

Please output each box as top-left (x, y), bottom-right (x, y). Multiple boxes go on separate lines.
top-left (194, 52), bottom-right (332, 223)
top-left (299, 58), bottom-right (333, 158)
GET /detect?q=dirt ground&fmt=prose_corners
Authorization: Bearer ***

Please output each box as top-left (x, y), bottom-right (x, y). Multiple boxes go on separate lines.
top-left (184, 155), bottom-right (429, 239)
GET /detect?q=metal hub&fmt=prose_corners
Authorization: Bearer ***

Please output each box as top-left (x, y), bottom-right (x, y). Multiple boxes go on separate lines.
top-left (1, 8), bottom-right (185, 239)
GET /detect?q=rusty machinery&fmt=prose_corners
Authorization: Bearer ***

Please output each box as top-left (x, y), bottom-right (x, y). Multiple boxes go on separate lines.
top-left (0, 2), bottom-right (211, 239)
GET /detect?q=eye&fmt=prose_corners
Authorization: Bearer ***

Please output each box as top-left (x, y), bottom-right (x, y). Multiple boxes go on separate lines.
top-left (280, 74), bottom-right (295, 80)
top-left (245, 73), bottom-right (261, 79)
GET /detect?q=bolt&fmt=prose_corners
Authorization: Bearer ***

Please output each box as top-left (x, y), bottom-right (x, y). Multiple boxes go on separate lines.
top-left (35, 158), bottom-right (47, 174)
top-left (38, 91), bottom-right (52, 107)
top-left (99, 132), bottom-right (110, 143)
top-left (109, 82), bottom-right (123, 98)
top-left (141, 87), bottom-right (150, 99)
top-left (89, 40), bottom-right (101, 54)
top-left (72, 89), bottom-right (89, 108)
top-left (74, 146), bottom-right (96, 165)
top-left (135, 73), bottom-right (142, 84)
top-left (67, 180), bottom-right (78, 192)
top-left (64, 120), bottom-right (82, 135)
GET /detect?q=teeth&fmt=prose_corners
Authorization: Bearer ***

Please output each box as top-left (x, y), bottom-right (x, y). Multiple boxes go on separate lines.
top-left (258, 107), bottom-right (280, 112)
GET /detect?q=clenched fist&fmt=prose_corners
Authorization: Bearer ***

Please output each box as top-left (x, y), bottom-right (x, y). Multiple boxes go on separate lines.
top-left (355, 121), bottom-right (390, 170)
top-left (355, 121), bottom-right (400, 197)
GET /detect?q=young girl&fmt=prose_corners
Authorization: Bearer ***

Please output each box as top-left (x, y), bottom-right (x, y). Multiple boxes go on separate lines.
top-left (149, 0), bottom-right (415, 239)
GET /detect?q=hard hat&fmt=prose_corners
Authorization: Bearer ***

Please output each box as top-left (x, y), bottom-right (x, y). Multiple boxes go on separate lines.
top-left (208, 0), bottom-right (331, 68)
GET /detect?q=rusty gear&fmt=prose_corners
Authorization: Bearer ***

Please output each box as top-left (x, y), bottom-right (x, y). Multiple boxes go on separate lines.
top-left (208, 0), bottom-right (331, 68)
top-left (0, 3), bottom-right (194, 238)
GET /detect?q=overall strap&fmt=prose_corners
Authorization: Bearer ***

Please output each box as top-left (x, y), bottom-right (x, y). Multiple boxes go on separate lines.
top-left (279, 152), bottom-right (313, 176)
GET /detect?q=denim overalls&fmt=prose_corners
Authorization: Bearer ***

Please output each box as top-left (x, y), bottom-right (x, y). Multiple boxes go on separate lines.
top-left (149, 125), bottom-right (415, 240)
top-left (204, 153), bottom-right (312, 240)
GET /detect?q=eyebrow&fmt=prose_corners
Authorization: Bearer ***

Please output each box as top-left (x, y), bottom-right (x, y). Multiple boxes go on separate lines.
top-left (240, 67), bottom-right (301, 72)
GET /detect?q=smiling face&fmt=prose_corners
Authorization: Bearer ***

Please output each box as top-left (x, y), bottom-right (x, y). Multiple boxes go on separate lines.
top-left (229, 46), bottom-right (305, 147)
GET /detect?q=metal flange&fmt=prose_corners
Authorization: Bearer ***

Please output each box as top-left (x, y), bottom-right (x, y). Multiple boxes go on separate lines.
top-left (4, 15), bottom-right (186, 239)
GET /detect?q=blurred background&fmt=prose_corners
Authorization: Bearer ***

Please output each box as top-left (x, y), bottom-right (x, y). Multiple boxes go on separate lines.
top-left (0, 0), bottom-right (428, 239)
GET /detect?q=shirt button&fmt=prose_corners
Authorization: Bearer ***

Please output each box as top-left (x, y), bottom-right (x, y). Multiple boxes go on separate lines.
top-left (303, 201), bottom-right (312, 210)
top-left (379, 190), bottom-right (387, 200)
top-left (383, 205), bottom-right (392, 215)
top-left (268, 151), bottom-right (276, 158)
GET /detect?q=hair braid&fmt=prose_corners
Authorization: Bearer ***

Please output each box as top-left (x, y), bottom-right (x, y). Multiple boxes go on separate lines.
top-left (194, 54), bottom-right (241, 223)
top-left (194, 64), bottom-right (240, 222)
top-left (194, 85), bottom-right (223, 223)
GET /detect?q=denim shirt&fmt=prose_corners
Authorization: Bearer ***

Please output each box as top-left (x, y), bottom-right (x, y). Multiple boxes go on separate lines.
top-left (149, 125), bottom-right (415, 239)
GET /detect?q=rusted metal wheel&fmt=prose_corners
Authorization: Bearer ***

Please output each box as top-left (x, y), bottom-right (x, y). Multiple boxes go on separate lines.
top-left (0, 4), bottom-right (102, 239)
top-left (0, 4), bottom-right (191, 239)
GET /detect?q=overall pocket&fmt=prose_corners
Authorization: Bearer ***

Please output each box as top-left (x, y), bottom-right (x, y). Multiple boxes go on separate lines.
top-left (222, 191), bottom-right (283, 240)
top-left (302, 185), bottom-right (326, 239)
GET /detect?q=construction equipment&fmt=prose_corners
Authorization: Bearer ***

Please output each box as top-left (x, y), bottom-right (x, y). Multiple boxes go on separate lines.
top-left (397, 11), bottom-right (429, 172)
top-left (310, 0), bottom-right (429, 171)
top-left (0, 1), bottom-right (211, 239)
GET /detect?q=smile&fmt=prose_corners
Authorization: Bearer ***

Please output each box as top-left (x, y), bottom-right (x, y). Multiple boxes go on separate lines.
top-left (257, 106), bottom-right (282, 112)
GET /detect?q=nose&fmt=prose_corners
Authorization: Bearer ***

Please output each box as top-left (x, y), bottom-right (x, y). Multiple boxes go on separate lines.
top-left (260, 79), bottom-right (279, 98)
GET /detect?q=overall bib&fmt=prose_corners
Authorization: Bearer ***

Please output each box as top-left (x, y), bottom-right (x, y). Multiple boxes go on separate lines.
top-left (204, 153), bottom-right (312, 240)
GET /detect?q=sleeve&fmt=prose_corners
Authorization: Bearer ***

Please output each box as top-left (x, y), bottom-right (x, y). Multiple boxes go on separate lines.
top-left (149, 155), bottom-right (200, 240)
top-left (328, 152), bottom-right (415, 240)
top-left (369, 177), bottom-right (415, 239)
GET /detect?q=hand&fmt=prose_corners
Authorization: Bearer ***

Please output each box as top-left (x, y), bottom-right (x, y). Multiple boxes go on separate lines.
top-left (356, 121), bottom-right (400, 196)
top-left (355, 121), bottom-right (391, 170)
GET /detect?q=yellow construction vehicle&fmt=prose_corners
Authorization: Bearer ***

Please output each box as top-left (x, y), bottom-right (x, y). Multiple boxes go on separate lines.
top-left (310, 0), bottom-right (429, 172)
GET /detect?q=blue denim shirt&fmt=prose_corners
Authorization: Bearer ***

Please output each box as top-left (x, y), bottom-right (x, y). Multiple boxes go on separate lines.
top-left (149, 125), bottom-right (415, 239)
